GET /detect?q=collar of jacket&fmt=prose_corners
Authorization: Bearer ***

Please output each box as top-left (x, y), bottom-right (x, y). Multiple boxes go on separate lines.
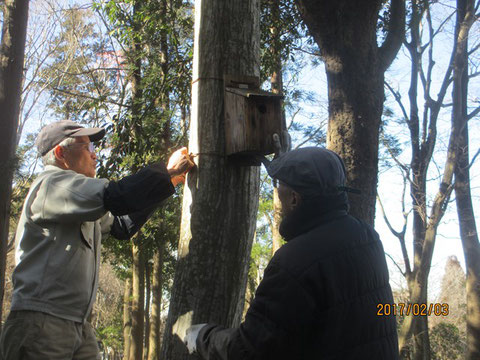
top-left (279, 195), bottom-right (348, 241)
top-left (44, 164), bottom-right (70, 173)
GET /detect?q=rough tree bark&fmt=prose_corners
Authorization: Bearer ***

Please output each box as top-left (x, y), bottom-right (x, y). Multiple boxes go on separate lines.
top-left (453, 0), bottom-right (480, 358)
top-left (294, 0), bottom-right (405, 224)
top-left (129, 239), bottom-right (145, 360)
top-left (123, 277), bottom-right (132, 358)
top-left (147, 243), bottom-right (164, 360)
top-left (0, 0), bottom-right (29, 329)
top-left (160, 0), bottom-right (261, 358)
top-left (269, 0), bottom-right (286, 255)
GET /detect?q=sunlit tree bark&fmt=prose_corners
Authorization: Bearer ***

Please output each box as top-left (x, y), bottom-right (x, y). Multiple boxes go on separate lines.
top-left (294, 0), bottom-right (405, 224)
top-left (161, 0), bottom-right (261, 358)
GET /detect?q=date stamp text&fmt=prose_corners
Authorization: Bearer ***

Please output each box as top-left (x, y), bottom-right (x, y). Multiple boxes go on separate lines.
top-left (377, 303), bottom-right (449, 316)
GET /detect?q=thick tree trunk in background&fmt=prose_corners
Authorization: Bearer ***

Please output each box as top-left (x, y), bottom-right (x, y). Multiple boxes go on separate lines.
top-left (147, 244), bottom-right (165, 360)
top-left (160, 0), bottom-right (260, 358)
top-left (0, 0), bottom-right (29, 329)
top-left (454, 0), bottom-right (480, 358)
top-left (294, 0), bottom-right (404, 224)
top-left (129, 242), bottom-right (145, 360)
top-left (123, 278), bottom-right (132, 358)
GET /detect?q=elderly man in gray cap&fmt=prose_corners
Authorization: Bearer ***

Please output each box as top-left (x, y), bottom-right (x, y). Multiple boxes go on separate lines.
top-left (184, 147), bottom-right (398, 360)
top-left (0, 120), bottom-right (193, 360)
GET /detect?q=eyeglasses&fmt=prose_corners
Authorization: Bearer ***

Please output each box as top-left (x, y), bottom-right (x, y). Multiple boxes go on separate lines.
top-left (64, 142), bottom-right (95, 153)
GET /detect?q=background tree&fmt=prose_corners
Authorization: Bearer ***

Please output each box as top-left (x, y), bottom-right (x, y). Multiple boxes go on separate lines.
top-left (37, 5), bottom-right (120, 126)
top-left (0, 0), bottom-right (30, 329)
top-left (293, 0), bottom-right (405, 224)
top-left (430, 322), bottom-right (465, 360)
top-left (96, 0), bottom-right (194, 357)
top-left (453, 0), bottom-right (480, 358)
top-left (428, 257), bottom-right (467, 359)
top-left (381, 1), bottom-right (479, 358)
top-left (434, 256), bottom-right (467, 333)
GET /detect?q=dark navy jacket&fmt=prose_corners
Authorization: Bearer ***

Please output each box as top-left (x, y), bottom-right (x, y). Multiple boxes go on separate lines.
top-left (196, 205), bottom-right (399, 359)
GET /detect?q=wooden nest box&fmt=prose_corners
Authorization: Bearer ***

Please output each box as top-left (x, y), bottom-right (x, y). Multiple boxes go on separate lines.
top-left (224, 75), bottom-right (284, 165)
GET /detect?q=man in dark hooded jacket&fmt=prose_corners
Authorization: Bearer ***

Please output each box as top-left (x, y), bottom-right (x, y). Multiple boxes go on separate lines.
top-left (183, 147), bottom-right (399, 360)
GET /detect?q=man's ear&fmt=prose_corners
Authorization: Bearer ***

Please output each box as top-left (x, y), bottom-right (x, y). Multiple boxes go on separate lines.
top-left (53, 145), bottom-right (65, 162)
top-left (291, 190), bottom-right (302, 208)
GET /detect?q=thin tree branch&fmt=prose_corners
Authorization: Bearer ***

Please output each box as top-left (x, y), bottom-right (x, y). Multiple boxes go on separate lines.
top-left (470, 147), bottom-right (480, 169)
top-left (385, 81), bottom-right (410, 124)
top-left (469, 42), bottom-right (480, 55)
top-left (377, 195), bottom-right (402, 239)
top-left (46, 85), bottom-right (129, 108)
top-left (385, 252), bottom-right (406, 277)
top-left (469, 70), bottom-right (480, 78)
top-left (378, 192), bottom-right (411, 276)
top-left (468, 105), bottom-right (480, 120)
top-left (295, 124), bottom-right (325, 149)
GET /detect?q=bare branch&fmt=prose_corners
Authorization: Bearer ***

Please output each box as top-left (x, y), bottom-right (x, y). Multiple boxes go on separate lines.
top-left (469, 70), bottom-right (480, 78)
top-left (468, 106), bottom-right (480, 120)
top-left (379, 0), bottom-right (406, 71)
top-left (469, 42), bottom-right (480, 55)
top-left (46, 85), bottom-right (128, 108)
top-left (385, 81), bottom-right (410, 124)
top-left (385, 252), bottom-right (406, 277)
top-left (470, 147), bottom-right (480, 169)
top-left (295, 124), bottom-right (326, 149)
top-left (377, 195), bottom-right (402, 239)
top-left (378, 188), bottom-right (411, 276)
top-left (287, 108), bottom-right (301, 130)
top-left (290, 46), bottom-right (321, 57)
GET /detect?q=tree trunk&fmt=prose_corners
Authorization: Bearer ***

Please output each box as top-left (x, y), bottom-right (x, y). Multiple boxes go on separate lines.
top-left (144, 260), bottom-right (151, 360)
top-left (454, 0), bottom-right (480, 358)
top-left (294, 0), bottom-right (404, 224)
top-left (271, 189), bottom-right (283, 254)
top-left (128, 2), bottom-right (145, 358)
top-left (129, 241), bottom-right (145, 360)
top-left (123, 277), bottom-right (132, 359)
top-left (0, 0), bottom-right (29, 329)
top-left (456, 121), bottom-right (480, 359)
top-left (160, 0), bottom-right (261, 358)
top-left (269, 0), bottom-right (286, 255)
top-left (400, 4), bottom-right (430, 354)
top-left (147, 244), bottom-right (165, 360)
top-left (397, 1), bottom-right (477, 358)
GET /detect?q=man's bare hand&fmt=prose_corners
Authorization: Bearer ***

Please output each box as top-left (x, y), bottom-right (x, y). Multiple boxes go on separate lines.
top-left (167, 147), bottom-right (195, 183)
top-left (273, 130), bottom-right (291, 158)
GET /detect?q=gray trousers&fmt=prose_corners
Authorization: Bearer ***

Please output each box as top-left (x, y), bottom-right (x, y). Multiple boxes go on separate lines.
top-left (0, 311), bottom-right (100, 360)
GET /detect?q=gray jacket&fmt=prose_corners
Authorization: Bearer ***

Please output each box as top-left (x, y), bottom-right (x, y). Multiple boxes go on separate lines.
top-left (11, 164), bottom-right (173, 323)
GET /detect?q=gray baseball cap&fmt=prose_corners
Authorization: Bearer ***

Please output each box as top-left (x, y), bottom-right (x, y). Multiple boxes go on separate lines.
top-left (35, 120), bottom-right (105, 156)
top-left (266, 147), bottom-right (359, 197)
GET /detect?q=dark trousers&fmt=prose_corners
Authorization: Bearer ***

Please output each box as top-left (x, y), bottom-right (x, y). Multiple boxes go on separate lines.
top-left (0, 310), bottom-right (100, 360)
